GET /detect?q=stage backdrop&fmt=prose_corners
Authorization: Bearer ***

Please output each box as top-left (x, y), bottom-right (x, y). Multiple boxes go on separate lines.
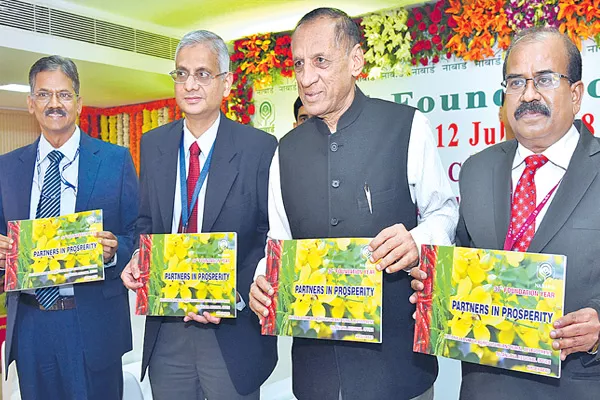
top-left (253, 40), bottom-right (600, 197)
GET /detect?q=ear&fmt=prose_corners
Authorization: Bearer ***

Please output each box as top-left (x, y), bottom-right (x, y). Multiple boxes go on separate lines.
top-left (570, 80), bottom-right (584, 115)
top-left (27, 94), bottom-right (35, 115)
top-left (349, 43), bottom-right (365, 79)
top-left (76, 96), bottom-right (83, 116)
top-left (222, 72), bottom-right (234, 98)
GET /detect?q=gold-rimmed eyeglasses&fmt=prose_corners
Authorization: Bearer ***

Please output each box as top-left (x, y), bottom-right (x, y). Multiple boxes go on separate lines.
top-left (501, 72), bottom-right (573, 95)
top-left (32, 90), bottom-right (77, 103)
top-left (169, 70), bottom-right (228, 85)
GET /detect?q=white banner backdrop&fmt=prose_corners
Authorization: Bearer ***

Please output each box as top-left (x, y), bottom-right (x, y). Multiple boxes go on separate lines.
top-left (253, 40), bottom-right (600, 198)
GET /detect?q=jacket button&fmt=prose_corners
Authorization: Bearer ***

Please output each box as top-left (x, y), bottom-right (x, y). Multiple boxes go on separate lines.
top-left (330, 218), bottom-right (339, 226)
top-left (332, 180), bottom-right (340, 188)
top-left (330, 142), bottom-right (338, 152)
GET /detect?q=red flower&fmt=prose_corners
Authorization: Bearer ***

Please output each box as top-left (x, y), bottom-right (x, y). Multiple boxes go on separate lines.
top-left (420, 57), bottom-right (428, 66)
top-left (411, 58), bottom-right (417, 65)
top-left (241, 114), bottom-right (251, 124)
top-left (430, 8), bottom-right (442, 24)
top-left (418, 22), bottom-right (426, 31)
top-left (446, 52), bottom-right (452, 59)
top-left (448, 17), bottom-right (457, 28)
top-left (432, 35), bottom-right (442, 45)
top-left (432, 55), bottom-right (440, 64)
top-left (248, 104), bottom-right (256, 115)
top-left (414, 10), bottom-right (423, 21)
top-left (424, 40), bottom-right (432, 50)
top-left (407, 18), bottom-right (415, 28)
top-left (440, 25), bottom-right (446, 33)
top-left (411, 31), bottom-right (418, 40)
top-left (437, 43), bottom-right (443, 51)
top-left (247, 87), bottom-right (253, 101)
top-left (428, 24), bottom-right (438, 35)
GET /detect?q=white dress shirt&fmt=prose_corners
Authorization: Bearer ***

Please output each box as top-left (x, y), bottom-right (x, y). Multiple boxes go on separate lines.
top-left (28, 127), bottom-right (115, 296)
top-left (511, 124), bottom-right (579, 231)
top-left (254, 110), bottom-right (459, 277)
top-left (171, 115), bottom-right (245, 310)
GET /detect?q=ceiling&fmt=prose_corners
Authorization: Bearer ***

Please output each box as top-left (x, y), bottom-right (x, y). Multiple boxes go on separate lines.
top-left (0, 0), bottom-right (423, 110)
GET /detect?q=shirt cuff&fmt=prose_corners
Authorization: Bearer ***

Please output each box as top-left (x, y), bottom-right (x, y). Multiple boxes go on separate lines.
top-left (104, 253), bottom-right (117, 268)
top-left (236, 293), bottom-right (246, 311)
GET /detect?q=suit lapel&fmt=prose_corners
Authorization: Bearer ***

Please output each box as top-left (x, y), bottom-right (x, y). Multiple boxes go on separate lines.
top-left (493, 141), bottom-right (517, 249)
top-left (15, 140), bottom-right (38, 220)
top-left (154, 120), bottom-right (182, 233)
top-left (202, 116), bottom-right (239, 232)
top-left (529, 125), bottom-right (600, 252)
top-left (75, 133), bottom-right (101, 212)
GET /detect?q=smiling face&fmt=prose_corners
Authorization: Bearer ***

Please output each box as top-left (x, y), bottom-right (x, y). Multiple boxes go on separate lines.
top-left (174, 43), bottom-right (232, 122)
top-left (27, 70), bottom-right (81, 139)
top-left (504, 35), bottom-right (583, 153)
top-left (291, 17), bottom-right (364, 129)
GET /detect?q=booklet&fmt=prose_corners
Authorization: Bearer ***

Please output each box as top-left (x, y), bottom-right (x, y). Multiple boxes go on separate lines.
top-left (5, 210), bottom-right (104, 291)
top-left (413, 245), bottom-right (566, 378)
top-left (136, 233), bottom-right (237, 318)
top-left (261, 238), bottom-right (382, 343)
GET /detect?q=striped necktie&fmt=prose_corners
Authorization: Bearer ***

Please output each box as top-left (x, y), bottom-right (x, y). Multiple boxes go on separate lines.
top-left (34, 150), bottom-right (64, 309)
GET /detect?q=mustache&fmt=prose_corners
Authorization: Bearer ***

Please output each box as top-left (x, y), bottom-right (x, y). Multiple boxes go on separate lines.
top-left (45, 108), bottom-right (66, 117)
top-left (514, 101), bottom-right (551, 120)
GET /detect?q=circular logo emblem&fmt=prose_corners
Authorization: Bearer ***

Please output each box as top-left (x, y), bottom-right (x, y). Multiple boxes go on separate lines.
top-left (361, 246), bottom-right (372, 260)
top-left (218, 239), bottom-right (229, 251)
top-left (537, 262), bottom-right (554, 280)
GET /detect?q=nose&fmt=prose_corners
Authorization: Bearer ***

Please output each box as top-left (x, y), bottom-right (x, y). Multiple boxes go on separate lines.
top-left (184, 74), bottom-right (200, 91)
top-left (47, 92), bottom-right (61, 107)
top-left (298, 63), bottom-right (318, 89)
top-left (520, 79), bottom-right (542, 103)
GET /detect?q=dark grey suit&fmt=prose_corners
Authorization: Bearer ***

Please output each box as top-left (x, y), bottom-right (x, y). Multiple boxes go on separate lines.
top-left (457, 122), bottom-right (600, 399)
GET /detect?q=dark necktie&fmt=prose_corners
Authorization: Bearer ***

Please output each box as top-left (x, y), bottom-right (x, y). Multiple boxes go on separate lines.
top-left (35, 150), bottom-right (64, 308)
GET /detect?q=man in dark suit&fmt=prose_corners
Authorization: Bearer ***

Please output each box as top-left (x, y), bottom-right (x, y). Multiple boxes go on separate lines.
top-left (121, 30), bottom-right (278, 400)
top-left (411, 27), bottom-right (600, 399)
top-left (0, 55), bottom-right (138, 399)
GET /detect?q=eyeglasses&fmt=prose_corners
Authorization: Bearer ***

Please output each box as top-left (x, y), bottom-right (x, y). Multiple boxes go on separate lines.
top-left (501, 72), bottom-right (573, 94)
top-left (32, 91), bottom-right (77, 103)
top-left (169, 70), bottom-right (228, 85)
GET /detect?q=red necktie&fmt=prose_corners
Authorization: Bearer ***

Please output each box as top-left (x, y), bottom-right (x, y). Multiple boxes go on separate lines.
top-left (509, 154), bottom-right (548, 252)
top-left (181, 142), bottom-right (201, 233)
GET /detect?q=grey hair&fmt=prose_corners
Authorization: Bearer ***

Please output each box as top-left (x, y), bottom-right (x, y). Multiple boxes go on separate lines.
top-left (29, 55), bottom-right (80, 95)
top-left (175, 30), bottom-right (230, 73)
top-left (503, 27), bottom-right (582, 82)
top-left (295, 8), bottom-right (361, 54)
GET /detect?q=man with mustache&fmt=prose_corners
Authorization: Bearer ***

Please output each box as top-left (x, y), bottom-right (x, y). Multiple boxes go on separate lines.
top-left (120, 30), bottom-right (277, 399)
top-left (249, 7), bottom-right (458, 400)
top-left (410, 27), bottom-right (600, 399)
top-left (0, 55), bottom-right (138, 399)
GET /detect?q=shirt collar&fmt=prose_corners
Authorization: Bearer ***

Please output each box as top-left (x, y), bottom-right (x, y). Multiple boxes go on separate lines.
top-left (513, 124), bottom-right (579, 171)
top-left (38, 126), bottom-right (81, 163)
top-left (183, 114), bottom-right (220, 155)
top-left (315, 85), bottom-right (366, 135)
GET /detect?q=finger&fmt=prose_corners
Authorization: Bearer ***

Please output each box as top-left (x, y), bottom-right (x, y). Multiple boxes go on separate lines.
top-left (255, 275), bottom-right (274, 296)
top-left (384, 248), bottom-right (419, 274)
top-left (99, 238), bottom-right (118, 248)
top-left (552, 335), bottom-right (592, 352)
top-left (130, 257), bottom-right (140, 279)
top-left (203, 312), bottom-right (221, 324)
top-left (550, 323), bottom-right (591, 340)
top-left (411, 279), bottom-right (424, 292)
top-left (410, 268), bottom-right (427, 281)
top-left (368, 224), bottom-right (400, 254)
top-left (184, 312), bottom-right (209, 324)
top-left (409, 293), bottom-right (418, 304)
top-left (554, 310), bottom-right (587, 329)
top-left (249, 296), bottom-right (270, 318)
top-left (121, 269), bottom-right (143, 290)
top-left (95, 231), bottom-right (117, 240)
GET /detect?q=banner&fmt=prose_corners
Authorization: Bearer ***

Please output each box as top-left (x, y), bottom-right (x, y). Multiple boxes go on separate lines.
top-left (4, 210), bottom-right (104, 291)
top-left (253, 40), bottom-right (600, 197)
top-left (262, 238), bottom-right (382, 343)
top-left (136, 233), bottom-right (237, 317)
top-left (414, 245), bottom-right (566, 378)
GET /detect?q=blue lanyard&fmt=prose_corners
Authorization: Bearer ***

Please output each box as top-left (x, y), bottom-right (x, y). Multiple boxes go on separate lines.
top-left (36, 147), bottom-right (79, 195)
top-left (179, 137), bottom-right (214, 231)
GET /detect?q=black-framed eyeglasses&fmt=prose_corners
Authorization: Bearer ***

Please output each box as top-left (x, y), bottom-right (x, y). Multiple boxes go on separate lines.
top-left (169, 70), bottom-right (228, 85)
top-left (501, 72), bottom-right (573, 94)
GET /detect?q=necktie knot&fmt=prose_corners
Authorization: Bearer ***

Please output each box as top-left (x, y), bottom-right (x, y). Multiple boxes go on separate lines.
top-left (47, 150), bottom-right (64, 165)
top-left (524, 154), bottom-right (548, 172)
top-left (190, 142), bottom-right (201, 157)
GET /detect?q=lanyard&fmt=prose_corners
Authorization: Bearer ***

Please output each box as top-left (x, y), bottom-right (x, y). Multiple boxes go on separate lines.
top-left (179, 137), bottom-right (214, 232)
top-left (503, 180), bottom-right (561, 251)
top-left (36, 146), bottom-right (79, 194)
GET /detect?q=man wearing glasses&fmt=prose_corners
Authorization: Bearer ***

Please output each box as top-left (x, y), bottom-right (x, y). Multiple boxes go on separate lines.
top-left (410, 27), bottom-right (600, 399)
top-left (120, 30), bottom-right (277, 400)
top-left (0, 55), bottom-right (138, 399)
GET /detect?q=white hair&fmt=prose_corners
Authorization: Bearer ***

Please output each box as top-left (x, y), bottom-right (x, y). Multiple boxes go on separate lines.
top-left (175, 30), bottom-right (230, 73)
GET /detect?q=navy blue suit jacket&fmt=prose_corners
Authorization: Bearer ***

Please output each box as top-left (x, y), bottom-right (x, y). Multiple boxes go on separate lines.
top-left (137, 115), bottom-right (278, 395)
top-left (0, 131), bottom-right (138, 373)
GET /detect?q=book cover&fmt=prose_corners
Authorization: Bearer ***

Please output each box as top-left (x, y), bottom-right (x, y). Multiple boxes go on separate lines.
top-left (5, 210), bottom-right (104, 290)
top-left (262, 238), bottom-right (382, 343)
top-left (136, 233), bottom-right (237, 318)
top-left (414, 245), bottom-right (566, 378)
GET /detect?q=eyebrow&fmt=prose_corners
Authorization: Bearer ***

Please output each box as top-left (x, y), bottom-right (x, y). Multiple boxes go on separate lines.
top-left (506, 69), bottom-right (556, 79)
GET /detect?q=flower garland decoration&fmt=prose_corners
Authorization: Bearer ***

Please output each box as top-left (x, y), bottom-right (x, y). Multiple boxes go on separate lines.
top-left (558, 0), bottom-right (600, 50)
top-left (362, 8), bottom-right (413, 78)
top-left (505, 0), bottom-right (560, 31)
top-left (116, 114), bottom-right (124, 146)
top-left (408, 0), bottom-right (453, 66)
top-left (122, 113), bottom-right (130, 149)
top-left (446, 0), bottom-right (512, 61)
top-left (100, 115), bottom-right (109, 142)
top-left (142, 109), bottom-right (152, 134)
top-left (108, 115), bottom-right (117, 145)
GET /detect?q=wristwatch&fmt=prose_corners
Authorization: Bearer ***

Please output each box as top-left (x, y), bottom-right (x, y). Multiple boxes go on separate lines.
top-left (588, 339), bottom-right (600, 355)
